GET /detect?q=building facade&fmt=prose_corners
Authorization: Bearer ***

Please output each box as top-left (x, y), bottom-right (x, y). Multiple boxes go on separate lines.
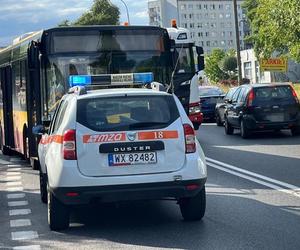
top-left (148, 0), bottom-right (250, 54)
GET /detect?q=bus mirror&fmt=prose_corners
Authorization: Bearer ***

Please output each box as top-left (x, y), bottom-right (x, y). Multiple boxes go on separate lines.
top-left (32, 125), bottom-right (47, 135)
top-left (197, 55), bottom-right (205, 71)
top-left (196, 46), bottom-right (204, 55)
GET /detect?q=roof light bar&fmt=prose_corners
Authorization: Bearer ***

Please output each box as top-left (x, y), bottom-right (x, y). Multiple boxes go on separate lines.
top-left (69, 72), bottom-right (154, 87)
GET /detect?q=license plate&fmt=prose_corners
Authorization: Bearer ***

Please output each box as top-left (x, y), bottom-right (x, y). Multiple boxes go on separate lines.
top-left (108, 152), bottom-right (157, 166)
top-left (267, 114), bottom-right (284, 122)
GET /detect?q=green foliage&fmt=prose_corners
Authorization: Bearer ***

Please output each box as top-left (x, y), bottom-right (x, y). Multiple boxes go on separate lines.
top-left (58, 0), bottom-right (120, 26)
top-left (204, 49), bottom-right (237, 83)
top-left (243, 0), bottom-right (300, 62)
top-left (74, 0), bottom-right (120, 25)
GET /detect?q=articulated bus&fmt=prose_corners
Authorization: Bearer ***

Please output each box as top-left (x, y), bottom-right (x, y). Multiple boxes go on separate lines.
top-left (0, 25), bottom-right (204, 166)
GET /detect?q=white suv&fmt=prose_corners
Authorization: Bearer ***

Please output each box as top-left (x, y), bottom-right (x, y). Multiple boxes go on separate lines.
top-left (34, 86), bottom-right (207, 230)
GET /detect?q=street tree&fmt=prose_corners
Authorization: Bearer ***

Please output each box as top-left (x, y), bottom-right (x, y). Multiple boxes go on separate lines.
top-left (204, 49), bottom-right (237, 84)
top-left (243, 0), bottom-right (300, 62)
top-left (74, 0), bottom-right (120, 25)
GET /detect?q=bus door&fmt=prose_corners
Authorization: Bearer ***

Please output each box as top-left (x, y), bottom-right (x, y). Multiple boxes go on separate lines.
top-left (27, 41), bottom-right (42, 158)
top-left (0, 66), bottom-right (15, 149)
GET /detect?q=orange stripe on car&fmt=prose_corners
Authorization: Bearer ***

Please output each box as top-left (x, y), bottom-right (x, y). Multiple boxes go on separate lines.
top-left (39, 135), bottom-right (63, 145)
top-left (138, 131), bottom-right (178, 140)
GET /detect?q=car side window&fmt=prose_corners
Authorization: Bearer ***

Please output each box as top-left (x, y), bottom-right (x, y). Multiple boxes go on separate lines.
top-left (52, 101), bottom-right (68, 134)
top-left (48, 100), bottom-right (64, 134)
top-left (231, 88), bottom-right (241, 103)
top-left (237, 88), bottom-right (246, 103)
top-left (225, 88), bottom-right (236, 101)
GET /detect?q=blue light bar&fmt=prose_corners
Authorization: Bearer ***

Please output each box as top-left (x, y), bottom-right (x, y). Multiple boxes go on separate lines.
top-left (69, 75), bottom-right (91, 87)
top-left (133, 72), bottom-right (154, 84)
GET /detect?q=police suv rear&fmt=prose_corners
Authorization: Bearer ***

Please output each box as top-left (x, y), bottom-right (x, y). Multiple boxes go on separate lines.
top-left (34, 73), bottom-right (207, 230)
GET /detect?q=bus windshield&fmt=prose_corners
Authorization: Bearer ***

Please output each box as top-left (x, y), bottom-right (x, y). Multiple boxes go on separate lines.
top-left (44, 30), bottom-right (172, 113)
top-left (174, 45), bottom-right (195, 75)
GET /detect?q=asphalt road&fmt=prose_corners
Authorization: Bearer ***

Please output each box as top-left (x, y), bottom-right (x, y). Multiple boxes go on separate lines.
top-left (0, 124), bottom-right (300, 250)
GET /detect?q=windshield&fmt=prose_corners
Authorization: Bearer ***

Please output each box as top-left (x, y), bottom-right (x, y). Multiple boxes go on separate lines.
top-left (43, 29), bottom-right (172, 114)
top-left (174, 45), bottom-right (195, 74)
top-left (199, 87), bottom-right (224, 97)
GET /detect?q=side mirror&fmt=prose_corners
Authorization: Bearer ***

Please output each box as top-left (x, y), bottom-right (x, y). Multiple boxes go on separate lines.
top-left (196, 46), bottom-right (204, 55)
top-left (32, 125), bottom-right (47, 135)
top-left (197, 55), bottom-right (205, 71)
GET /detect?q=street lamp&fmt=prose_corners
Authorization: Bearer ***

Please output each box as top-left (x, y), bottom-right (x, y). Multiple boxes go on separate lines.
top-left (120, 0), bottom-right (130, 25)
top-left (233, 0), bottom-right (242, 85)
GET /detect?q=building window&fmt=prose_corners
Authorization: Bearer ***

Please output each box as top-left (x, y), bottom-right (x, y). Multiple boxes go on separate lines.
top-left (225, 4), bottom-right (231, 10)
top-left (226, 13), bottom-right (231, 18)
top-left (228, 31), bottom-right (233, 37)
top-left (190, 23), bottom-right (194, 28)
top-left (206, 41), bottom-right (210, 47)
top-left (221, 31), bottom-right (225, 37)
top-left (220, 22), bottom-right (225, 28)
top-left (211, 23), bottom-right (217, 28)
top-left (197, 23), bottom-right (202, 28)
top-left (210, 13), bottom-right (216, 19)
top-left (181, 4), bottom-right (186, 10)
top-left (196, 4), bottom-right (201, 9)
top-left (228, 40), bottom-right (233, 46)
top-left (227, 22), bottom-right (232, 28)
top-left (219, 13), bottom-right (224, 18)
top-left (211, 31), bottom-right (217, 37)
top-left (196, 14), bottom-right (202, 19)
top-left (221, 40), bottom-right (226, 46)
top-left (205, 32), bottom-right (209, 37)
top-left (204, 4), bottom-right (208, 10)
top-left (210, 4), bottom-right (215, 10)
top-left (189, 14), bottom-right (194, 19)
top-left (219, 4), bottom-right (223, 10)
top-left (188, 4), bottom-right (193, 9)
top-left (198, 32), bottom-right (203, 37)
top-left (212, 41), bottom-right (218, 46)
top-left (244, 62), bottom-right (252, 80)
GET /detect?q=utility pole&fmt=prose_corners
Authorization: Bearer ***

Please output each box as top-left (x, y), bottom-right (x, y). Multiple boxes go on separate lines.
top-left (233, 0), bottom-right (242, 85)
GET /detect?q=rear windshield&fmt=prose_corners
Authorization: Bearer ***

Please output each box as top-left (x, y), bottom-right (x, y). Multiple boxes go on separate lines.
top-left (77, 95), bottom-right (180, 131)
top-left (253, 86), bottom-right (295, 105)
top-left (199, 87), bottom-right (224, 97)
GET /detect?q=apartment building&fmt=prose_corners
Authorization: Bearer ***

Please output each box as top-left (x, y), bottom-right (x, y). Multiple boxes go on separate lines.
top-left (148, 0), bottom-right (251, 54)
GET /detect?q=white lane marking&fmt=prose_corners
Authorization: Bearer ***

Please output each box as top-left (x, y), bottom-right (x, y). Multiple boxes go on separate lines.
top-left (11, 231), bottom-right (38, 240)
top-left (207, 162), bottom-right (300, 198)
top-left (6, 172), bottom-right (21, 177)
top-left (7, 193), bottom-right (26, 199)
top-left (13, 245), bottom-right (41, 250)
top-left (206, 157), bottom-right (300, 191)
top-left (9, 209), bottom-right (31, 216)
top-left (10, 219), bottom-right (31, 227)
top-left (7, 187), bottom-right (23, 192)
top-left (5, 176), bottom-right (21, 181)
top-left (6, 181), bottom-right (22, 187)
top-left (7, 167), bottom-right (22, 171)
top-left (8, 201), bottom-right (28, 207)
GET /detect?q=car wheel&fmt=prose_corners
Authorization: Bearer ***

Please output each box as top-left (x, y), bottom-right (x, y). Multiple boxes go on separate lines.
top-left (40, 172), bottom-right (47, 204)
top-left (48, 187), bottom-right (69, 231)
top-left (240, 119), bottom-right (251, 139)
top-left (291, 126), bottom-right (300, 136)
top-left (216, 113), bottom-right (223, 126)
top-left (179, 186), bottom-right (206, 221)
top-left (193, 123), bottom-right (200, 130)
top-left (224, 117), bottom-right (234, 135)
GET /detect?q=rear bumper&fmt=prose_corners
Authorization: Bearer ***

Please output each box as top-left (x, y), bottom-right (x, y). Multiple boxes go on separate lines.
top-left (243, 115), bottom-right (300, 130)
top-left (50, 178), bottom-right (207, 205)
top-left (202, 110), bottom-right (216, 119)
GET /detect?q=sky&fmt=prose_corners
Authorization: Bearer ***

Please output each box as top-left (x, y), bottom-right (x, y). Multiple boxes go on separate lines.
top-left (0, 0), bottom-right (149, 47)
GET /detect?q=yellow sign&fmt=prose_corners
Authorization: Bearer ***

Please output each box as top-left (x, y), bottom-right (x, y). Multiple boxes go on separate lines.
top-left (260, 58), bottom-right (288, 72)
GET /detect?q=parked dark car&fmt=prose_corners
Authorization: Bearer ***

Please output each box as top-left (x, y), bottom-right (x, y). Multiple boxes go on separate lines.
top-left (199, 86), bottom-right (225, 121)
top-left (215, 87), bottom-right (238, 126)
top-left (224, 83), bottom-right (300, 138)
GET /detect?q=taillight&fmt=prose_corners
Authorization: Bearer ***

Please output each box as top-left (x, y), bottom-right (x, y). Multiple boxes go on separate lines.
top-left (247, 89), bottom-right (255, 107)
top-left (291, 86), bottom-right (299, 103)
top-left (183, 124), bottom-right (196, 153)
top-left (189, 102), bottom-right (201, 115)
top-left (63, 129), bottom-right (77, 160)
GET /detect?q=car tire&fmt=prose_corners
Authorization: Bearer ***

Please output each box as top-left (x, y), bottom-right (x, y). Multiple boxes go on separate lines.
top-left (240, 119), bottom-right (251, 139)
top-left (216, 113), bottom-right (223, 126)
top-left (179, 186), bottom-right (206, 221)
top-left (224, 117), bottom-right (234, 135)
top-left (291, 126), bottom-right (300, 136)
top-left (193, 123), bottom-right (200, 130)
top-left (40, 172), bottom-right (47, 204)
top-left (48, 187), bottom-right (69, 231)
